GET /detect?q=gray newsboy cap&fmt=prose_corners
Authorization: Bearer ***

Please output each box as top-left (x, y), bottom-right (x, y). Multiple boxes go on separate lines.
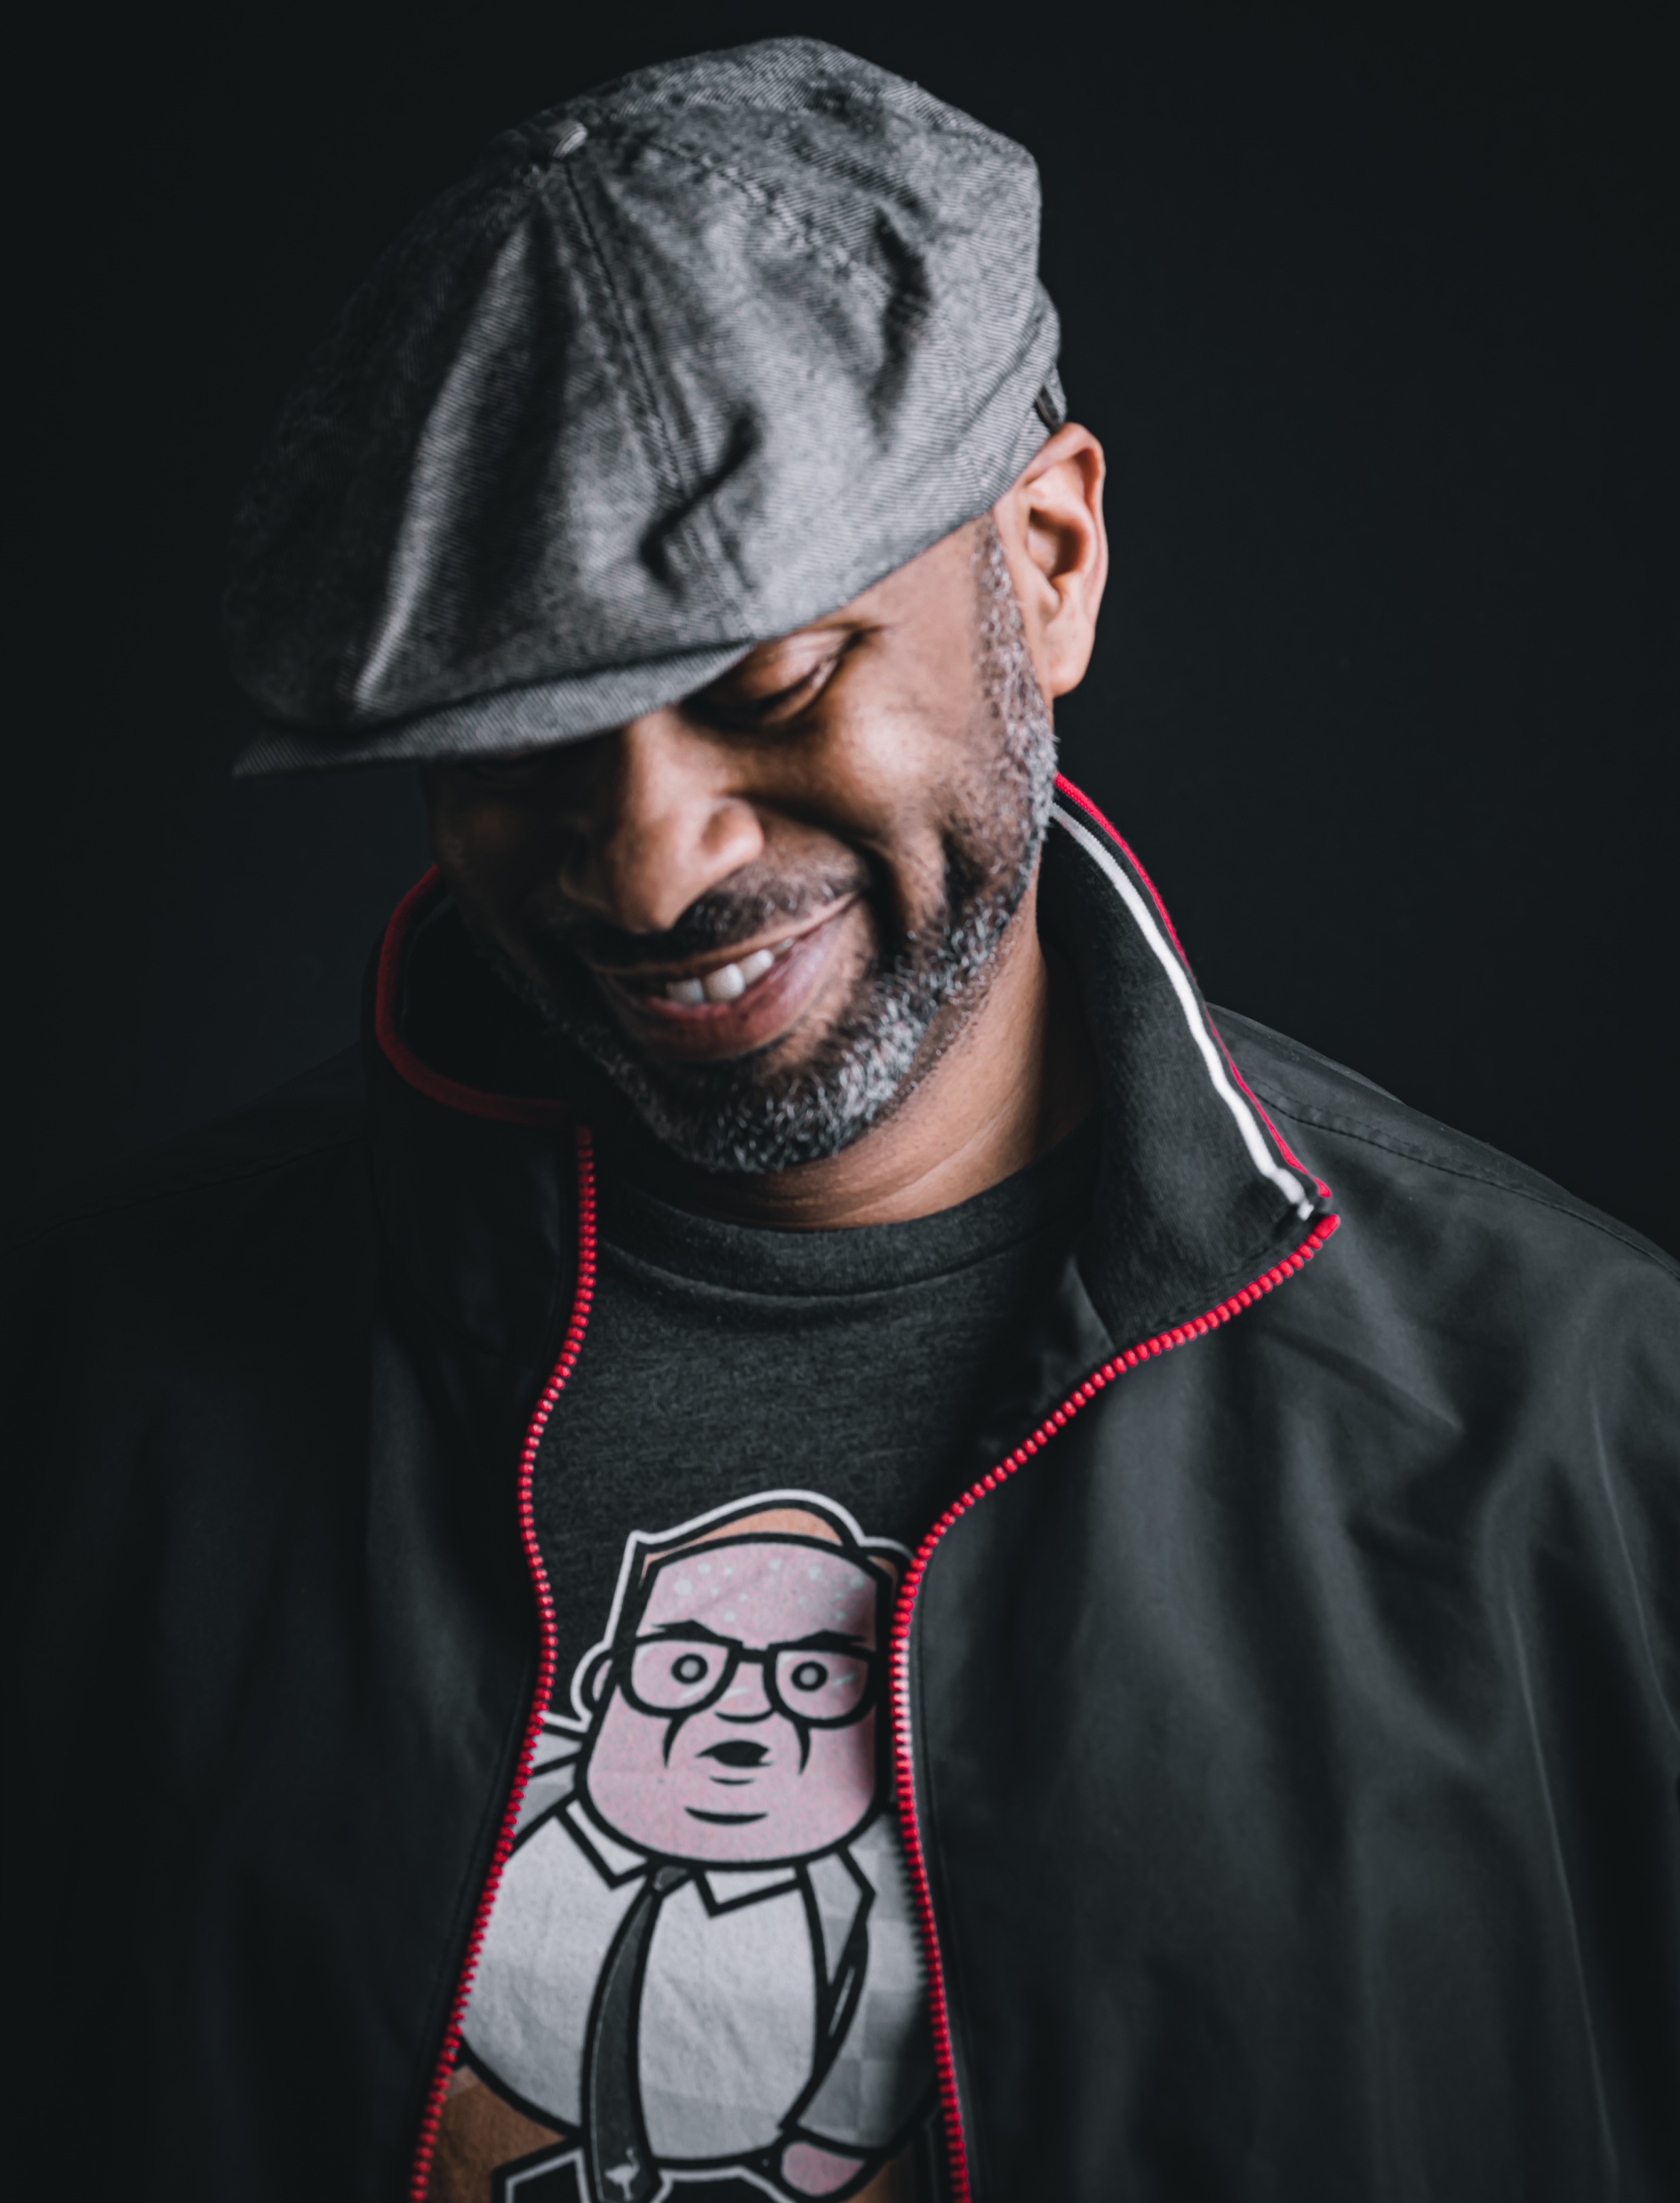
top-left (226, 37), bottom-right (1064, 774)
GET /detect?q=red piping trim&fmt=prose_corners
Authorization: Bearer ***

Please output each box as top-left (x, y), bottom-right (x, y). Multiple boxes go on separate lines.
top-left (1052, 775), bottom-right (1330, 1201)
top-left (383, 794), bottom-right (1345, 2197)
top-left (377, 868), bottom-right (571, 1129)
top-left (1206, 1018), bottom-right (1328, 1196)
top-left (888, 1207), bottom-right (1342, 2203)
top-left (406, 1125), bottom-right (599, 2202)
top-left (1054, 774), bottom-right (1194, 965)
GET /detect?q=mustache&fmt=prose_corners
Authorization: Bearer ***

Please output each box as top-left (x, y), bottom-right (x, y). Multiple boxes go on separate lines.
top-left (531, 866), bottom-right (868, 972)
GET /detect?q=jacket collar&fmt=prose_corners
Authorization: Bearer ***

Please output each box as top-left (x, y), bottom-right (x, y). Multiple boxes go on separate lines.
top-left (365, 775), bottom-right (1330, 1365)
top-left (1041, 783), bottom-right (1326, 1342)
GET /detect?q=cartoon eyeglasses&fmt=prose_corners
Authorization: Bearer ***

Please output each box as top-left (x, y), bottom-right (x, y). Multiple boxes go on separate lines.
top-left (624, 1627), bottom-right (879, 1727)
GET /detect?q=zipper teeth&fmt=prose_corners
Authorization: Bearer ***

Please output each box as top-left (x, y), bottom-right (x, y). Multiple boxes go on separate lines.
top-left (888, 1210), bottom-right (1341, 2203)
top-left (407, 1124), bottom-right (599, 2203)
top-left (403, 1126), bottom-right (1337, 2202)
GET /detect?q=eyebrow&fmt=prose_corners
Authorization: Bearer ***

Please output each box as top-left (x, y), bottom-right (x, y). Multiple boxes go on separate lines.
top-left (637, 1623), bottom-right (873, 1652)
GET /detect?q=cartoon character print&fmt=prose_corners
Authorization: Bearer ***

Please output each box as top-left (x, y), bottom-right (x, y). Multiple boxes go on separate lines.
top-left (436, 1495), bottom-right (935, 2203)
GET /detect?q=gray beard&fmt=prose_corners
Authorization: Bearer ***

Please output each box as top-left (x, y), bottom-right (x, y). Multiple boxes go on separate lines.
top-left (492, 518), bottom-right (1058, 1176)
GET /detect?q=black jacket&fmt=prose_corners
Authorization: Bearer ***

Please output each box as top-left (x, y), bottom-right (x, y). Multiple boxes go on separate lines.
top-left (7, 782), bottom-right (1678, 2202)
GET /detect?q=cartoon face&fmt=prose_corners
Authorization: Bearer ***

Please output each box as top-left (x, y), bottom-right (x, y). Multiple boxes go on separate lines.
top-left (582, 1534), bottom-right (886, 1867)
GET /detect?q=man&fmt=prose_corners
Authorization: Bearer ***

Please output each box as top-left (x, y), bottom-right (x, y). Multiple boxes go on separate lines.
top-left (6, 37), bottom-right (1677, 2203)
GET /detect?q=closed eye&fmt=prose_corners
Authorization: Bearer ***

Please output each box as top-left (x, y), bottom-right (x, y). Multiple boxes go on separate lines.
top-left (686, 633), bottom-right (862, 733)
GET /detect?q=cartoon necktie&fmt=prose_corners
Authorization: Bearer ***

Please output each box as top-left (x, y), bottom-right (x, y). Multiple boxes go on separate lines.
top-left (584, 1862), bottom-right (691, 2203)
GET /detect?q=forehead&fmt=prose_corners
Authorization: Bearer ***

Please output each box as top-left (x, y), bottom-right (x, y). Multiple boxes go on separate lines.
top-left (639, 1538), bottom-right (879, 1646)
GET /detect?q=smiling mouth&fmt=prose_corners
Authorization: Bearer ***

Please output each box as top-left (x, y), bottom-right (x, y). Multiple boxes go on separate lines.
top-left (589, 899), bottom-right (855, 1013)
top-left (647, 943), bottom-right (782, 1007)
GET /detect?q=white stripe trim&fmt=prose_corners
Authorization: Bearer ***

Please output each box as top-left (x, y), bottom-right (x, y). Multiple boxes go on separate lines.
top-left (1051, 804), bottom-right (1313, 1219)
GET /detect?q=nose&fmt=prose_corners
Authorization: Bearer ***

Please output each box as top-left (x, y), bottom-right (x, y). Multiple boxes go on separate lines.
top-left (557, 710), bottom-right (765, 937)
top-left (717, 1659), bottom-right (774, 1723)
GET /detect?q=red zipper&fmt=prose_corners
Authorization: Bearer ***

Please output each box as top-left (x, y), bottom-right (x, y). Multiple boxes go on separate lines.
top-left (888, 1208), bottom-right (1342, 2203)
top-left (405, 1112), bottom-right (1337, 2201)
top-left (407, 1123), bottom-right (599, 2202)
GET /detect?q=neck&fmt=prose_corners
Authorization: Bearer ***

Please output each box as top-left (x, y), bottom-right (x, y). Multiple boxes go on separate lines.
top-left (634, 878), bottom-right (1099, 1231)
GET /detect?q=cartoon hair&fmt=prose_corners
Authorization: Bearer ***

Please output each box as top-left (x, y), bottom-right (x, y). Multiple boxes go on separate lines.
top-left (616, 1498), bottom-right (900, 1651)
top-left (639, 1497), bottom-right (870, 1574)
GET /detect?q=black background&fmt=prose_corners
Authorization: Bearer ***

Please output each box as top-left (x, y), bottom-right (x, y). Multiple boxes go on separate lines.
top-left (12, 1), bottom-right (1677, 1248)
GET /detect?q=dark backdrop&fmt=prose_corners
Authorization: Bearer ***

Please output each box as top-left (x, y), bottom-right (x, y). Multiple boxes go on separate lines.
top-left (12, 1), bottom-right (1677, 1248)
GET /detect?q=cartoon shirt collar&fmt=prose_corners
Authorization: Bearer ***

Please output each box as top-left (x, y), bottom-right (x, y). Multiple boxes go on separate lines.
top-left (563, 1796), bottom-right (800, 1906)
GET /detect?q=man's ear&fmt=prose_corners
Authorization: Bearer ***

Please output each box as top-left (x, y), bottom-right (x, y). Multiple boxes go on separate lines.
top-left (991, 423), bottom-right (1109, 701)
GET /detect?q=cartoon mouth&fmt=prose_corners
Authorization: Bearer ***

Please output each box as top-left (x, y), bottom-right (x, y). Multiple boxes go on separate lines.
top-left (684, 1807), bottom-right (769, 1823)
top-left (702, 1740), bottom-right (770, 1768)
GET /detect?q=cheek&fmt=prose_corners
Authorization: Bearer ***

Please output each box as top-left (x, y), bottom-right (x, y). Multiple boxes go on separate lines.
top-left (832, 701), bottom-right (965, 825)
top-left (586, 1697), bottom-right (670, 1787)
top-left (423, 780), bottom-right (561, 919)
top-left (793, 1715), bottom-right (879, 1841)
top-left (783, 717), bottom-right (971, 933)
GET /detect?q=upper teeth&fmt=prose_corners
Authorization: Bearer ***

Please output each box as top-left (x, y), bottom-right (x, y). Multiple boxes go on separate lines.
top-left (665, 946), bottom-right (778, 1006)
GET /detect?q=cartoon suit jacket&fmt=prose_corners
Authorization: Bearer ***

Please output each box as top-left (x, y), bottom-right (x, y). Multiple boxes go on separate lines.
top-left (462, 1722), bottom-right (933, 2172)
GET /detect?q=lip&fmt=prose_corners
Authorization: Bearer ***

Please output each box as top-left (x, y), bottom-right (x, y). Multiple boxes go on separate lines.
top-left (589, 899), bottom-right (859, 1062)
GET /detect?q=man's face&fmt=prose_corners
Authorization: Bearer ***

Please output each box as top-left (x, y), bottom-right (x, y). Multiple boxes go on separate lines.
top-left (582, 1536), bottom-right (886, 1867)
top-left (422, 518), bottom-right (1056, 1173)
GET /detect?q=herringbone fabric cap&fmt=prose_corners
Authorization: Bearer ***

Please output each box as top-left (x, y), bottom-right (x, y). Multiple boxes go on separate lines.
top-left (224, 38), bottom-right (1064, 772)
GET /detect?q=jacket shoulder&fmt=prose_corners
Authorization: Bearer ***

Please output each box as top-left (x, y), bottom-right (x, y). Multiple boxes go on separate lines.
top-left (1211, 1006), bottom-right (1679, 1286)
top-left (4, 1046), bottom-right (370, 1258)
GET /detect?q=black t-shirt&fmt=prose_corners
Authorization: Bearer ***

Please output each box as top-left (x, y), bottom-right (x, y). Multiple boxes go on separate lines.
top-left (533, 1114), bottom-right (1101, 1684)
top-left (441, 1120), bottom-right (1097, 2203)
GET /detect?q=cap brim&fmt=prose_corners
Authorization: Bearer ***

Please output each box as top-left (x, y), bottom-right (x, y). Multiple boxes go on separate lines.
top-left (233, 641), bottom-right (758, 776)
